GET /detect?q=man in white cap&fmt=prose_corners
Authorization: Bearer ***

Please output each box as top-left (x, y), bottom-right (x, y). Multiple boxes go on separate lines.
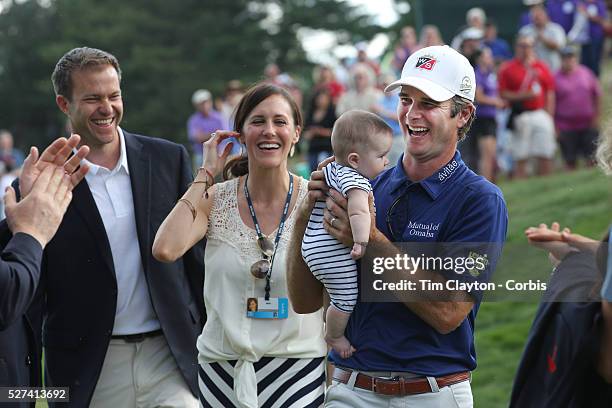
top-left (450, 7), bottom-right (486, 50)
top-left (187, 89), bottom-right (224, 169)
top-left (288, 45), bottom-right (508, 407)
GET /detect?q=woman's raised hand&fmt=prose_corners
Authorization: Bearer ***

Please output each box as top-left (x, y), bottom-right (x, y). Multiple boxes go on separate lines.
top-left (201, 130), bottom-right (241, 178)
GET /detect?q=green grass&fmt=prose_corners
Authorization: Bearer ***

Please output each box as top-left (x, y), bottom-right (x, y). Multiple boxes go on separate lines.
top-left (472, 168), bottom-right (611, 407)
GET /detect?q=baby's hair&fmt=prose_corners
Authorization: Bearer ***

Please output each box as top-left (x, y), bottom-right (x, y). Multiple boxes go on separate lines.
top-left (331, 110), bottom-right (392, 162)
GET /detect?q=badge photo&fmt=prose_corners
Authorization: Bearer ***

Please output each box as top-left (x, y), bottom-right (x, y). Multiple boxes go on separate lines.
top-left (246, 297), bottom-right (289, 319)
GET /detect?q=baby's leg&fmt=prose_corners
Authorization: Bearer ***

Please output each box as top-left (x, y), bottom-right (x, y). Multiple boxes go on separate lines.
top-left (325, 305), bottom-right (355, 359)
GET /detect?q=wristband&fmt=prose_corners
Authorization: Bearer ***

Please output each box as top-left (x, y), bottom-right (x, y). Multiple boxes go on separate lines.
top-left (196, 167), bottom-right (215, 199)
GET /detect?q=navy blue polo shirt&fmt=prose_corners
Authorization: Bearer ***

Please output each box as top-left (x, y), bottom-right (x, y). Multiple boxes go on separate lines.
top-left (329, 151), bottom-right (508, 375)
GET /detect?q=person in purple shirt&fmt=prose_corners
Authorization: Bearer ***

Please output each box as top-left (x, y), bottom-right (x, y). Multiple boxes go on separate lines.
top-left (547, 0), bottom-right (579, 32)
top-left (187, 89), bottom-right (225, 169)
top-left (554, 45), bottom-right (601, 170)
top-left (520, 0), bottom-right (608, 81)
top-left (471, 47), bottom-right (507, 181)
top-left (520, 0), bottom-right (577, 32)
top-left (577, 0), bottom-right (608, 76)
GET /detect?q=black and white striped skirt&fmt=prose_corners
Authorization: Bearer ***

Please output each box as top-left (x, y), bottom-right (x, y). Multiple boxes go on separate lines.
top-left (198, 356), bottom-right (325, 408)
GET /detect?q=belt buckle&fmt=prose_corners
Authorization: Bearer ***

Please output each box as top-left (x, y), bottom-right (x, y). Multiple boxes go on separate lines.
top-left (371, 375), bottom-right (407, 396)
top-left (398, 377), bottom-right (406, 396)
top-left (388, 376), bottom-right (407, 396)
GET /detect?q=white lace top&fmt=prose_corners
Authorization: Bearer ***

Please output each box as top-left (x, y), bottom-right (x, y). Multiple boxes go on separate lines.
top-left (196, 176), bottom-right (326, 408)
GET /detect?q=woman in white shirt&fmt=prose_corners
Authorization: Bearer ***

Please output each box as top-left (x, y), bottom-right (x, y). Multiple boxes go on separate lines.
top-left (153, 83), bottom-right (326, 408)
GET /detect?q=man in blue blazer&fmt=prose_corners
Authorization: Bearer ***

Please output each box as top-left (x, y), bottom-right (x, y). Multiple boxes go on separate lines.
top-left (22, 47), bottom-right (206, 407)
top-left (0, 135), bottom-right (89, 407)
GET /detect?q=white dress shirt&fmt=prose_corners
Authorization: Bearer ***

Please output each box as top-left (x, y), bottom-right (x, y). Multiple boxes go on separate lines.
top-left (84, 128), bottom-right (160, 335)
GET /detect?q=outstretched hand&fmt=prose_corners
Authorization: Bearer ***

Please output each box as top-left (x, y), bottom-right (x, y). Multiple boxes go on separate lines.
top-left (561, 231), bottom-right (601, 255)
top-left (19, 134), bottom-right (89, 198)
top-left (525, 222), bottom-right (578, 267)
top-left (5, 165), bottom-right (74, 247)
top-left (525, 222), bottom-right (601, 254)
top-left (525, 222), bottom-right (568, 243)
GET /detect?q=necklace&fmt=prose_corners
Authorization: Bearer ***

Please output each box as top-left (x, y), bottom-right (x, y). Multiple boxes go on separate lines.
top-left (244, 172), bottom-right (294, 300)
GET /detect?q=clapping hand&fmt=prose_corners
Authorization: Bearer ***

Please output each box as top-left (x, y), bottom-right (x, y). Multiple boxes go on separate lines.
top-left (19, 134), bottom-right (89, 198)
top-left (5, 166), bottom-right (76, 247)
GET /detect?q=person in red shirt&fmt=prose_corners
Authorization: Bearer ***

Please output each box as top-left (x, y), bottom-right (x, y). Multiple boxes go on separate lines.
top-left (499, 34), bottom-right (557, 178)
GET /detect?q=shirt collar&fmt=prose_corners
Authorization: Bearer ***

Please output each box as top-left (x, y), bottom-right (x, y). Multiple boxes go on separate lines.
top-left (387, 151), bottom-right (466, 200)
top-left (84, 127), bottom-right (130, 176)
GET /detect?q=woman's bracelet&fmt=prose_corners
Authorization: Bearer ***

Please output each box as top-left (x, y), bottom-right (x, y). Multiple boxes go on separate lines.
top-left (178, 198), bottom-right (197, 222)
top-left (193, 167), bottom-right (215, 199)
top-left (198, 167), bottom-right (215, 182)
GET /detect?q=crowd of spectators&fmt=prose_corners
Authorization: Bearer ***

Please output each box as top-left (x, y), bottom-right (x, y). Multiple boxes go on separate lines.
top-left (186, 0), bottom-right (611, 182)
top-left (5, 3), bottom-right (609, 185)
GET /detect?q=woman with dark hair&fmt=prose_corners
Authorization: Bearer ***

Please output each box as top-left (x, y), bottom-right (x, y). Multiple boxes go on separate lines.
top-left (303, 88), bottom-right (337, 172)
top-left (153, 83), bottom-right (326, 408)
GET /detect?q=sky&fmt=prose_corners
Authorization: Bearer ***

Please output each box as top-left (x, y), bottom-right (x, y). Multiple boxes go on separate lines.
top-left (349, 0), bottom-right (399, 27)
top-left (301, 0), bottom-right (406, 65)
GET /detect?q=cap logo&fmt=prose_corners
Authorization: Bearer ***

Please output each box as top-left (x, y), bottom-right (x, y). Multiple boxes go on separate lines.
top-left (459, 76), bottom-right (472, 94)
top-left (415, 55), bottom-right (437, 71)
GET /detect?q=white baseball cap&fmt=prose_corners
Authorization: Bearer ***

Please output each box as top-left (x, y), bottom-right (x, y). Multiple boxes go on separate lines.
top-left (192, 89), bottom-right (212, 105)
top-left (384, 45), bottom-right (476, 102)
top-left (462, 27), bottom-right (484, 41)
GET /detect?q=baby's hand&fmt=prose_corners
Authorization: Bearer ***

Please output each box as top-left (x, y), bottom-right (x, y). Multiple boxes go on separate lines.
top-left (350, 242), bottom-right (367, 260)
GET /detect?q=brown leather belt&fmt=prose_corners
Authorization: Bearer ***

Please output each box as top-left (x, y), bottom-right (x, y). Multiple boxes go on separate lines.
top-left (332, 367), bottom-right (470, 396)
top-left (111, 329), bottom-right (163, 343)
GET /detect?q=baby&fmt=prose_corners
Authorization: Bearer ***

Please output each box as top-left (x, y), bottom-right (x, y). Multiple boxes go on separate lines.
top-left (301, 110), bottom-right (393, 358)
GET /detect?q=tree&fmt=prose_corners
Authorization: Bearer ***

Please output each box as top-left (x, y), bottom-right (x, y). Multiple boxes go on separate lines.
top-left (0, 0), bottom-right (62, 148)
top-left (0, 0), bottom-right (383, 148)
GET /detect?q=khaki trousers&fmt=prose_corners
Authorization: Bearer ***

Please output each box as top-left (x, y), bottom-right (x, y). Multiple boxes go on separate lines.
top-left (325, 372), bottom-right (473, 408)
top-left (90, 335), bottom-right (198, 408)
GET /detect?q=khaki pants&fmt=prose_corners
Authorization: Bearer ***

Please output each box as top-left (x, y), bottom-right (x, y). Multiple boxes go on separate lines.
top-left (511, 109), bottom-right (556, 160)
top-left (90, 335), bottom-right (198, 408)
top-left (325, 373), bottom-right (473, 408)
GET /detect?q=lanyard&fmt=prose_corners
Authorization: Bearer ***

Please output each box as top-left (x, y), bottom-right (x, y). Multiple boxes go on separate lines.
top-left (244, 172), bottom-right (294, 299)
